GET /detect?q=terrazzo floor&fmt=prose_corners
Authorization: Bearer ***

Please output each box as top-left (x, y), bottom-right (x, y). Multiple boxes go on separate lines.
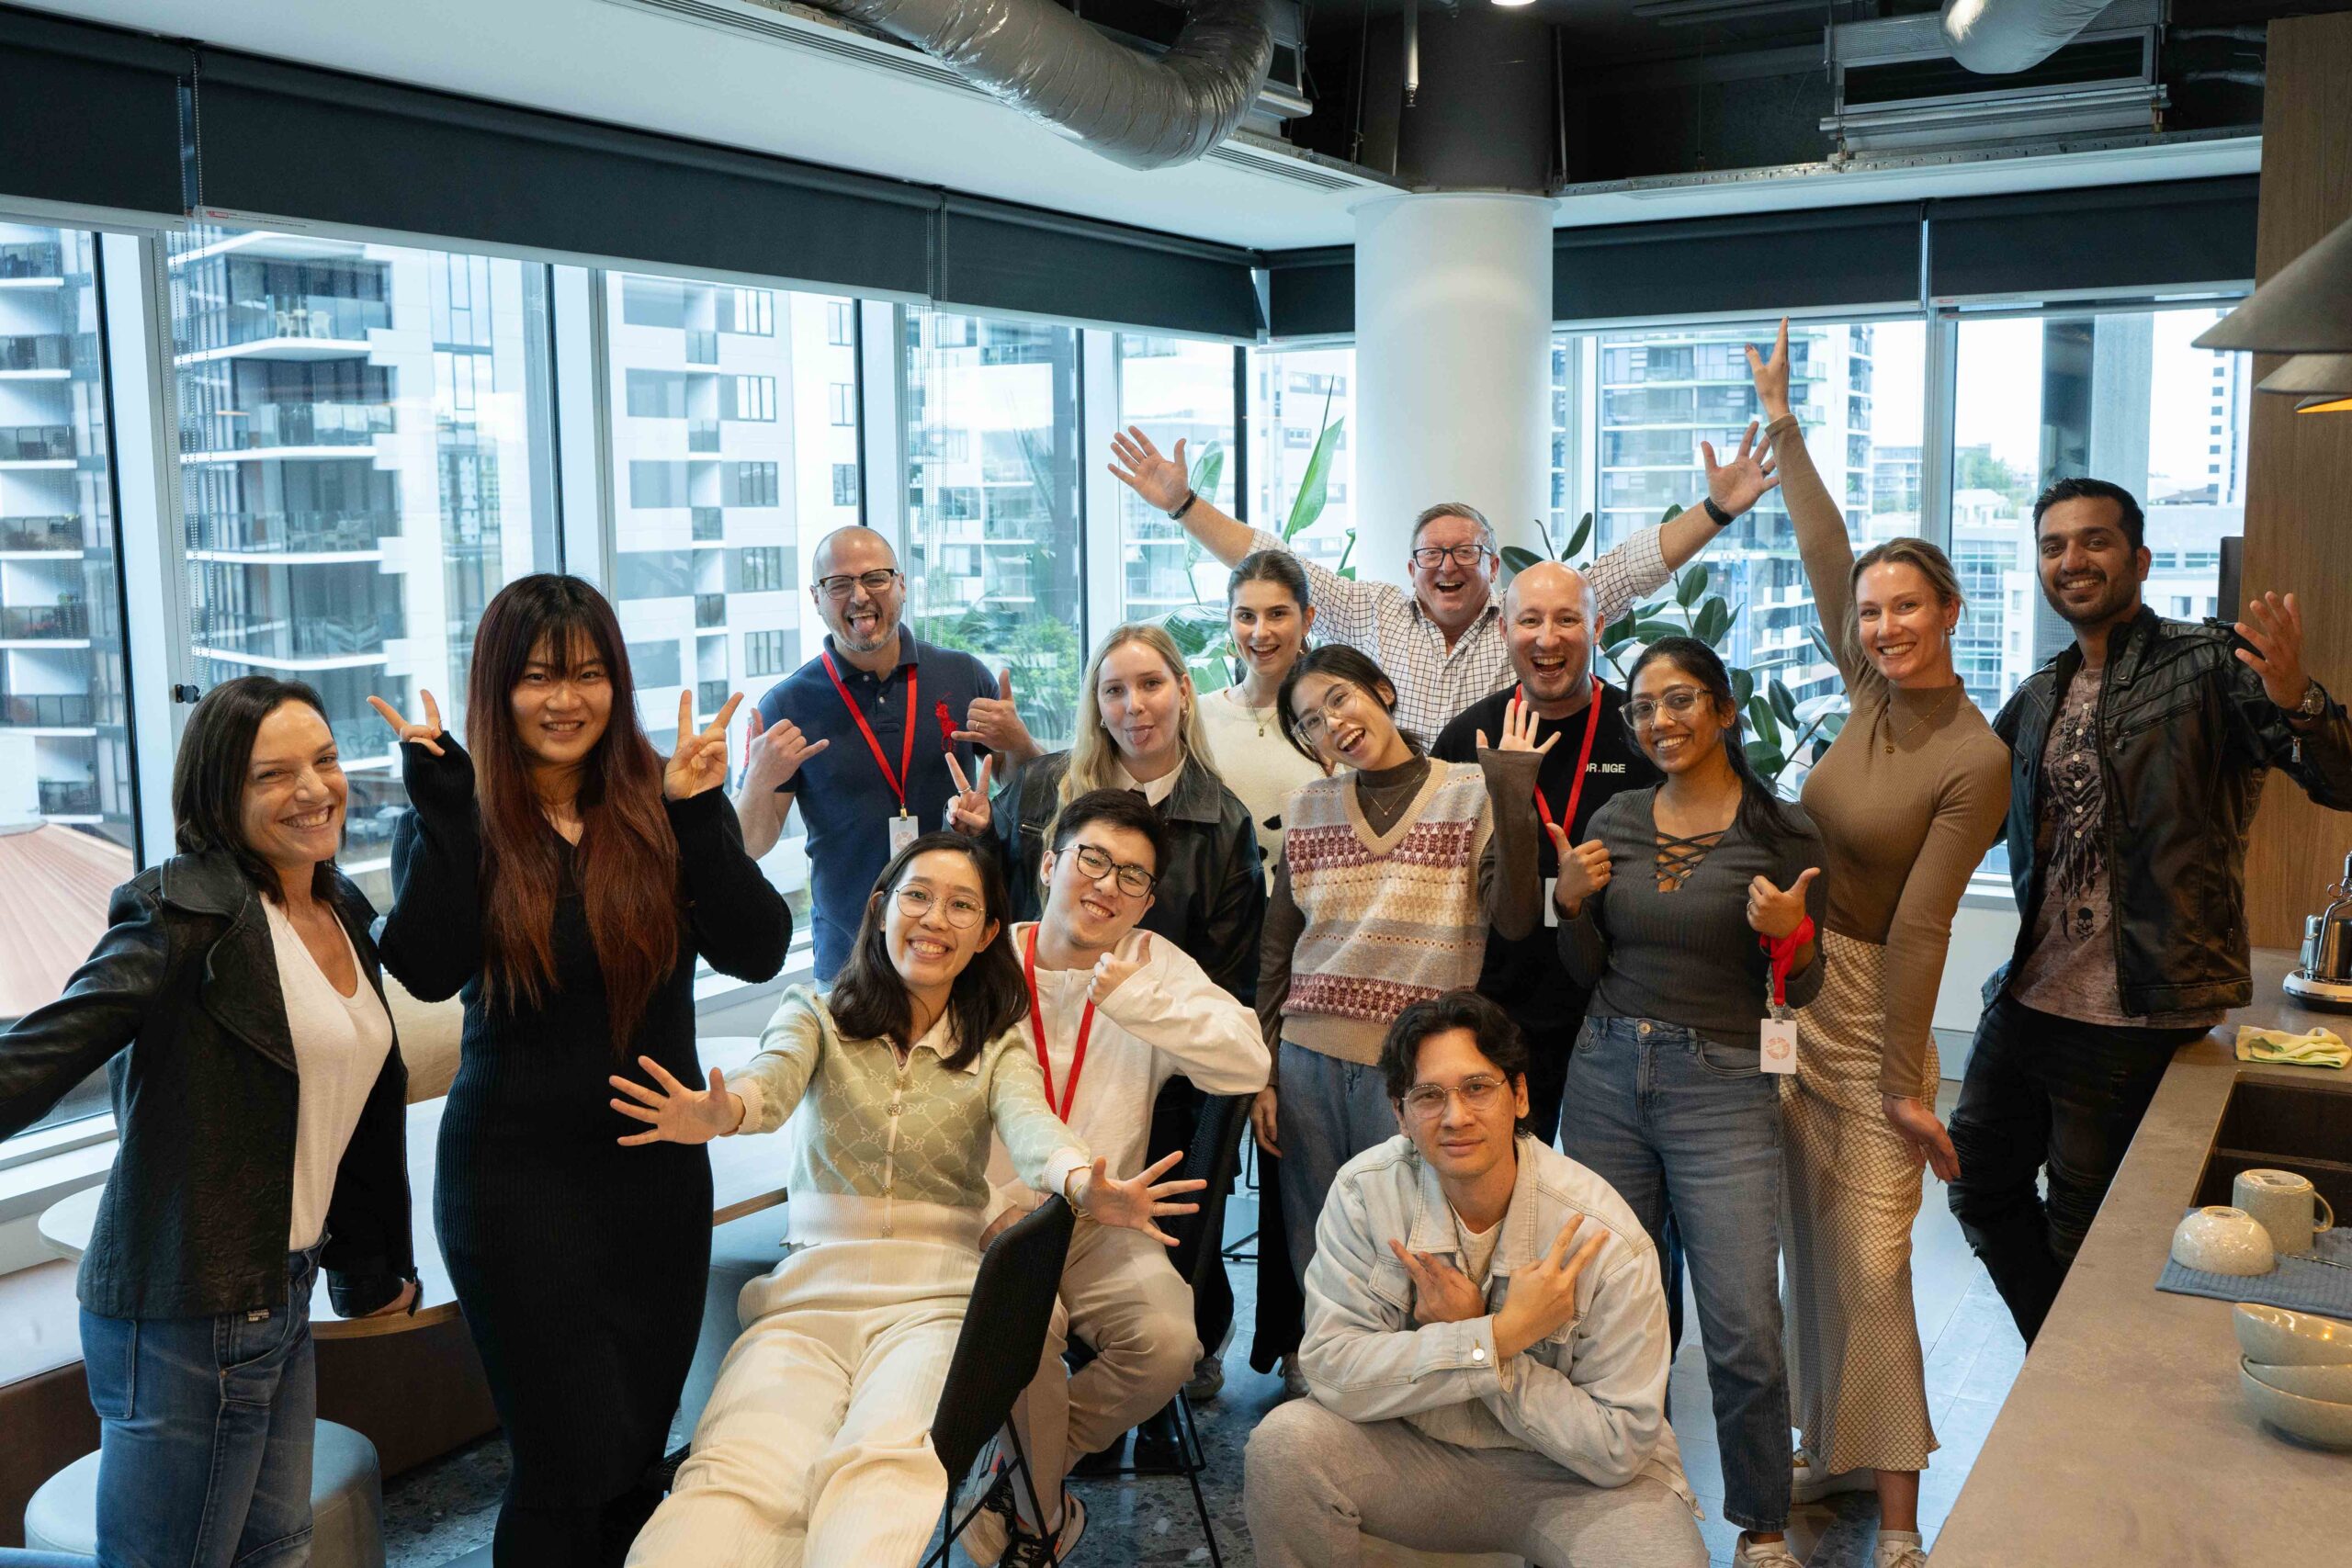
top-left (382, 1085), bottom-right (2024, 1568)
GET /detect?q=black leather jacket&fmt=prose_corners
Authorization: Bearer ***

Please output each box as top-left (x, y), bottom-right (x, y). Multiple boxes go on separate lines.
top-left (0, 851), bottom-right (413, 1320)
top-left (998, 751), bottom-right (1266, 1004)
top-left (1993, 607), bottom-right (2352, 1017)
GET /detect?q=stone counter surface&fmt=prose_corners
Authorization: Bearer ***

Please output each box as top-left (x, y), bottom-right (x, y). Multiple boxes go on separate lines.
top-left (1931, 950), bottom-right (2350, 1566)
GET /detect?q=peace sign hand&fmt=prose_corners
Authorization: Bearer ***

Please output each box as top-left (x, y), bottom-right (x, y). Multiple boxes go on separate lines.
top-left (1476, 693), bottom-right (1561, 758)
top-left (608, 1056), bottom-right (744, 1146)
top-left (1073, 1149), bottom-right (1207, 1247)
top-left (1494, 1216), bottom-right (1610, 1359)
top-left (1702, 418), bottom-right (1781, 521)
top-left (666, 691), bottom-right (741, 802)
top-left (1107, 425), bottom-right (1191, 513)
top-left (1745, 317), bottom-right (1793, 422)
top-left (366, 690), bottom-right (446, 758)
top-left (1090, 931), bottom-right (1152, 1004)
top-left (1387, 1239), bottom-right (1487, 1325)
top-left (1747, 866), bottom-right (1820, 939)
top-left (944, 752), bottom-right (994, 836)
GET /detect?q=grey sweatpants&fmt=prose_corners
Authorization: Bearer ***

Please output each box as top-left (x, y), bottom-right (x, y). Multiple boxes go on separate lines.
top-left (1243, 1398), bottom-right (1707, 1568)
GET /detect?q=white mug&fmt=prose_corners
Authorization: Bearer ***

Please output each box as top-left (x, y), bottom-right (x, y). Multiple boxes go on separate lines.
top-left (2234, 1169), bottom-right (2336, 1259)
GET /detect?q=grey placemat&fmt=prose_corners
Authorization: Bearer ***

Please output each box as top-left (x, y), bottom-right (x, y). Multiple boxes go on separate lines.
top-left (2157, 1219), bottom-right (2352, 1316)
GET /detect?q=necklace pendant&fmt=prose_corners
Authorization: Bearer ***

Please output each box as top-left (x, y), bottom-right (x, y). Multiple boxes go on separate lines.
top-left (1884, 741), bottom-right (1896, 754)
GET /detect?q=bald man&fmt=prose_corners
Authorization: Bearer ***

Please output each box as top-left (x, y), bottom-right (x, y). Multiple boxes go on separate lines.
top-left (741, 525), bottom-right (1036, 979)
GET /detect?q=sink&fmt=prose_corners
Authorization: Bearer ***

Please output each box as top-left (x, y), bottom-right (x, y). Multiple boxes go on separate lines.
top-left (2195, 1076), bottom-right (2352, 1218)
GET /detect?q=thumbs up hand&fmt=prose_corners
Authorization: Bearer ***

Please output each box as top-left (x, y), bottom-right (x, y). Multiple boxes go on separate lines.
top-left (1746, 866), bottom-right (1819, 940)
top-left (955, 667), bottom-right (1042, 763)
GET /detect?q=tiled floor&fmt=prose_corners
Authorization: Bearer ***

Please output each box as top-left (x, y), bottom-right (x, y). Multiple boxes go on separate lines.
top-left (381, 1084), bottom-right (2026, 1567)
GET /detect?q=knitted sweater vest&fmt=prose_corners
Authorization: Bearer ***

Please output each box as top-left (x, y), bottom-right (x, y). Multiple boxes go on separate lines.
top-left (1281, 761), bottom-right (1492, 1064)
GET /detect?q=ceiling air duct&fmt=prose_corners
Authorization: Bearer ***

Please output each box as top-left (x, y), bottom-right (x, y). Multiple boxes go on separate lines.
top-left (809, 0), bottom-right (1274, 170)
top-left (1941, 0), bottom-right (2117, 73)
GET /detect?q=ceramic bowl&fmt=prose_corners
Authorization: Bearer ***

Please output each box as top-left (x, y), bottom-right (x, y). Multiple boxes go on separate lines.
top-left (2245, 1357), bottom-right (2352, 1404)
top-left (2171, 1206), bottom-right (2277, 1276)
top-left (2233, 1303), bottom-right (2352, 1368)
top-left (2240, 1365), bottom-right (2352, 1450)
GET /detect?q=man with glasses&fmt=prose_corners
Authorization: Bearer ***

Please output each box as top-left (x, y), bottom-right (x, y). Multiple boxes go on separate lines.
top-left (1108, 424), bottom-right (1780, 739)
top-left (743, 525), bottom-right (1039, 980)
top-left (1243, 989), bottom-right (1703, 1568)
top-left (958, 790), bottom-right (1269, 1567)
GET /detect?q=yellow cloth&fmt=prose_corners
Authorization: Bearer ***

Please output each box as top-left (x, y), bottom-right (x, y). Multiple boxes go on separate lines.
top-left (2234, 1024), bottom-right (2350, 1068)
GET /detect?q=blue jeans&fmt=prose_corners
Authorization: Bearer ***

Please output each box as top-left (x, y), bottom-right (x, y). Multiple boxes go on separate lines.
top-left (1274, 1042), bottom-right (1403, 1298)
top-left (1560, 1017), bottom-right (1790, 1533)
top-left (78, 1247), bottom-right (322, 1568)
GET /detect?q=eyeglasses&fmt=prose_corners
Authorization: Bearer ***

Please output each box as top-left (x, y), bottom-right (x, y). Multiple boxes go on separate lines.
top-left (1408, 544), bottom-right (1491, 570)
top-left (1400, 1075), bottom-right (1510, 1121)
top-left (1293, 686), bottom-right (1363, 741)
top-left (1064, 842), bottom-right (1157, 898)
top-left (1624, 687), bottom-right (1710, 730)
top-left (815, 569), bottom-right (901, 601)
top-left (890, 883), bottom-right (985, 929)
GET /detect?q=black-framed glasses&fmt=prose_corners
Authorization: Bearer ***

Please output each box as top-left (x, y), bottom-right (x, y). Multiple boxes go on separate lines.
top-left (1065, 842), bottom-right (1157, 898)
top-left (891, 883), bottom-right (985, 929)
top-left (1625, 687), bottom-right (1710, 730)
top-left (815, 569), bottom-right (901, 601)
top-left (1408, 544), bottom-right (1491, 570)
top-left (1400, 1075), bottom-right (1510, 1121)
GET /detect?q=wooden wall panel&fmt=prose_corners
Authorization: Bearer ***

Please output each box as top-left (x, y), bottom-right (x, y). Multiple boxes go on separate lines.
top-left (2240, 9), bottom-right (2352, 951)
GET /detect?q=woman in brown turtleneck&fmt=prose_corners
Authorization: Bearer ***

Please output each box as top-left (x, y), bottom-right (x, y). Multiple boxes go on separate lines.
top-left (1752, 321), bottom-right (2010, 1568)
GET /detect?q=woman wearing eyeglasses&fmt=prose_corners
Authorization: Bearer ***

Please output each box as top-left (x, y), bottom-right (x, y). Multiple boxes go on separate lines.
top-left (1547, 635), bottom-right (1827, 1568)
top-left (611, 832), bottom-right (1202, 1567)
top-left (1256, 644), bottom-right (1547, 1315)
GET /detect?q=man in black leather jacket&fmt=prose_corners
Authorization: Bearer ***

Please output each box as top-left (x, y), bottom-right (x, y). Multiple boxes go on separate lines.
top-left (1948, 477), bottom-right (2352, 1343)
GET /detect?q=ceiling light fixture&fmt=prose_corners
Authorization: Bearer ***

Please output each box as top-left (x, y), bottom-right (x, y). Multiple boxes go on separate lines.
top-left (1491, 0), bottom-right (1538, 8)
top-left (2194, 212), bottom-right (2352, 355)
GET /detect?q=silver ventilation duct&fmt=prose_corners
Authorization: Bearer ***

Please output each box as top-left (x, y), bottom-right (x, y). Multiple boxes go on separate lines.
top-left (809, 0), bottom-right (1274, 170)
top-left (1940, 0), bottom-right (2116, 73)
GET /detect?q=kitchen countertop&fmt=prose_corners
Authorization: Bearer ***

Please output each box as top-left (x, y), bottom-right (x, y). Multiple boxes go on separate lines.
top-left (1931, 949), bottom-right (2350, 1564)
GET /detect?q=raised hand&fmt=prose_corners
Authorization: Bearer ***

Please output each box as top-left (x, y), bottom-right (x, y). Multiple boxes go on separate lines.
top-left (366, 690), bottom-right (446, 758)
top-left (608, 1056), bottom-right (743, 1146)
top-left (1250, 1086), bottom-right (1281, 1157)
top-left (954, 667), bottom-right (1040, 762)
top-left (944, 752), bottom-right (994, 836)
top-left (741, 707), bottom-right (828, 797)
top-left (1107, 425), bottom-right (1191, 513)
top-left (1745, 317), bottom-right (1793, 422)
top-left (1702, 418), bottom-right (1781, 520)
top-left (1493, 1215), bottom-right (1609, 1359)
top-left (2234, 591), bottom-right (2312, 713)
top-left (1747, 866), bottom-right (1818, 939)
top-left (1477, 693), bottom-right (1561, 758)
top-left (1090, 931), bottom-right (1151, 1004)
top-left (1388, 1239), bottom-right (1487, 1325)
top-left (666, 691), bottom-right (741, 802)
top-left (1546, 823), bottom-right (1612, 914)
top-left (1074, 1149), bottom-right (1206, 1247)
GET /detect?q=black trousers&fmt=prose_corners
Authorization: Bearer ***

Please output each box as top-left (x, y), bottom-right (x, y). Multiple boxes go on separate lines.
top-left (1946, 994), bottom-right (2207, 1344)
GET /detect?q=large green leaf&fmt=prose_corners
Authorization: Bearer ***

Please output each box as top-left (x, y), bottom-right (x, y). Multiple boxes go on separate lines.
top-left (1188, 444), bottom-right (1225, 502)
top-left (1564, 512), bottom-right (1594, 559)
top-left (1675, 568), bottom-right (1707, 608)
top-left (1806, 624), bottom-right (1838, 668)
top-left (1746, 739), bottom-right (1787, 777)
top-left (1693, 597), bottom-right (1732, 647)
top-left (1730, 666), bottom-right (1756, 708)
top-left (1747, 700), bottom-right (1783, 750)
top-left (1769, 678), bottom-right (1798, 728)
top-left (1633, 617), bottom-right (1684, 642)
top-left (1499, 545), bottom-right (1546, 575)
top-left (1281, 415), bottom-right (1346, 542)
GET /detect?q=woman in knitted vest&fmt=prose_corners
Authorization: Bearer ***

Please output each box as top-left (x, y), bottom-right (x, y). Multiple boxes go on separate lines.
top-left (1253, 645), bottom-right (1547, 1304)
top-left (609, 831), bottom-right (1202, 1567)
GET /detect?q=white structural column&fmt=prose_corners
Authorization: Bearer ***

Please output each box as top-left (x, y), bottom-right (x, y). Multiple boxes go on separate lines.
top-left (1352, 193), bottom-right (1556, 571)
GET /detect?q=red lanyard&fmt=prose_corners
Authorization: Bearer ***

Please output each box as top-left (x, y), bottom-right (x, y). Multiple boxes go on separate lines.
top-left (1022, 926), bottom-right (1093, 1121)
top-left (1519, 675), bottom-right (1606, 837)
top-left (821, 652), bottom-right (917, 814)
top-left (1760, 917), bottom-right (1816, 1010)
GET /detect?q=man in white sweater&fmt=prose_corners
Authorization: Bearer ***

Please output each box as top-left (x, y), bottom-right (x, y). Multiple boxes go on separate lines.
top-left (963, 789), bottom-right (1271, 1567)
top-left (1243, 989), bottom-right (1704, 1568)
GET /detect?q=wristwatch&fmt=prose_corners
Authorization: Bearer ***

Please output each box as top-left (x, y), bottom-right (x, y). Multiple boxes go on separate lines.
top-left (2291, 679), bottom-right (2328, 720)
top-left (1701, 497), bottom-right (1735, 528)
top-left (1167, 491), bottom-right (1200, 522)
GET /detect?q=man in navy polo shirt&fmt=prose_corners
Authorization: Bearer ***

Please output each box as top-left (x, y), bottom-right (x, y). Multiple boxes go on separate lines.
top-left (741, 525), bottom-right (1038, 981)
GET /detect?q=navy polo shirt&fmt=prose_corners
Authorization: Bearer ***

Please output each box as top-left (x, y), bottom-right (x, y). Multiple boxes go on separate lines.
top-left (756, 633), bottom-right (999, 980)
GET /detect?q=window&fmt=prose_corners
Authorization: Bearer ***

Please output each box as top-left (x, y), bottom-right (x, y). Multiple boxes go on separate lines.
top-left (828, 382), bottom-right (855, 427)
top-left (721, 288), bottom-right (774, 336)
top-left (626, 637), bottom-right (683, 688)
top-left (826, 300), bottom-right (854, 346)
top-left (831, 463), bottom-right (858, 507)
top-left (904, 310), bottom-right (1085, 745)
top-left (170, 224), bottom-right (561, 911)
top-left (625, 368), bottom-right (687, 420)
top-left (1114, 335), bottom-right (1237, 637)
top-left (725, 376), bottom-right (775, 423)
top-left (744, 628), bottom-right (792, 677)
top-left (727, 462), bottom-right (779, 507)
top-left (736, 546), bottom-right (786, 592)
top-left (629, 460), bottom-right (691, 508)
top-left (0, 220), bottom-right (137, 1130)
top-left (1247, 344), bottom-right (1357, 580)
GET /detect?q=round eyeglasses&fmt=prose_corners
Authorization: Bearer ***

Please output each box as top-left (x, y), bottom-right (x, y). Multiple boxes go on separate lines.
top-left (891, 883), bottom-right (985, 929)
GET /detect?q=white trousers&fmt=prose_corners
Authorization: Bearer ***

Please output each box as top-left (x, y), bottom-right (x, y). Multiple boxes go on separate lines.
top-left (627, 1237), bottom-right (978, 1568)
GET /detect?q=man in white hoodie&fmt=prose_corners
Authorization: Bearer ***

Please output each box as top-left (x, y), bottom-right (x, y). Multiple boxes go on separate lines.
top-left (963, 788), bottom-right (1271, 1567)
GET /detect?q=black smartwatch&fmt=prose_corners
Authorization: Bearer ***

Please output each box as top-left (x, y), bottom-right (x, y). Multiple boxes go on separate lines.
top-left (1702, 497), bottom-right (1735, 528)
top-left (1168, 491), bottom-right (1200, 522)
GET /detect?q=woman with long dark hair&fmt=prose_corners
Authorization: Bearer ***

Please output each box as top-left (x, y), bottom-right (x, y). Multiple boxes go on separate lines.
top-left (611, 832), bottom-right (1199, 1565)
top-left (1547, 634), bottom-right (1827, 1568)
top-left (368, 575), bottom-right (789, 1566)
top-left (0, 677), bottom-right (415, 1565)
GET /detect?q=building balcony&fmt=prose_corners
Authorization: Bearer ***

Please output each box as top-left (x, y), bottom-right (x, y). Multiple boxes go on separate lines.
top-left (685, 331), bottom-right (718, 367)
top-left (203, 614), bottom-right (386, 662)
top-left (0, 425), bottom-right (74, 463)
top-left (0, 693), bottom-right (95, 727)
top-left (0, 334), bottom-right (73, 375)
top-left (37, 780), bottom-right (99, 816)
top-left (0, 516), bottom-right (84, 552)
top-left (190, 509), bottom-right (398, 556)
top-left (0, 604), bottom-right (87, 639)
top-left (182, 400), bottom-right (393, 457)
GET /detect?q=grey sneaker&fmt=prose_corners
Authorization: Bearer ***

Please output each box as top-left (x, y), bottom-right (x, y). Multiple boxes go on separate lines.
top-left (956, 1470), bottom-right (1017, 1568)
top-left (1182, 1349), bottom-right (1225, 1402)
top-left (1001, 1492), bottom-right (1085, 1566)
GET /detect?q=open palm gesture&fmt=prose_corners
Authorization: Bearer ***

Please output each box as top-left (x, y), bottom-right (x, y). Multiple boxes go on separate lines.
top-left (608, 1056), bottom-right (742, 1145)
top-left (1077, 1149), bottom-right (1206, 1247)
top-left (666, 691), bottom-right (741, 802)
top-left (1702, 420), bottom-right (1781, 520)
top-left (1477, 693), bottom-right (1560, 758)
top-left (1107, 425), bottom-right (1191, 513)
top-left (366, 690), bottom-right (446, 757)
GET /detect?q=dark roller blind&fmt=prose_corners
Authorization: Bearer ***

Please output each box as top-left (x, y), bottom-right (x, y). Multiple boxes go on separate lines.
top-left (0, 10), bottom-right (186, 218)
top-left (1926, 176), bottom-right (2259, 301)
top-left (935, 198), bottom-right (1262, 341)
top-left (1554, 203), bottom-right (1925, 323)
top-left (1263, 246), bottom-right (1353, 340)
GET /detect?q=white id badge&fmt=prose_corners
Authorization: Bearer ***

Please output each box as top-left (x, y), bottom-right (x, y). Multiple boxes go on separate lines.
top-left (888, 812), bottom-right (919, 855)
top-left (1759, 1014), bottom-right (1798, 1075)
top-left (1543, 875), bottom-right (1561, 928)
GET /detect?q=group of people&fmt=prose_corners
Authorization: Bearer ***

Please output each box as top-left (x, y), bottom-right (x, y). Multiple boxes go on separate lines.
top-left (0, 320), bottom-right (2344, 1568)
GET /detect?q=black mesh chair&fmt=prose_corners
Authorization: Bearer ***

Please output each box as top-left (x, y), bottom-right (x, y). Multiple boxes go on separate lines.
top-left (922, 1194), bottom-right (1077, 1568)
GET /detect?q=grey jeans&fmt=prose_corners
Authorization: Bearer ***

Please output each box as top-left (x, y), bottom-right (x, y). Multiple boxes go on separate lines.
top-left (1244, 1399), bottom-right (1707, 1568)
top-left (1274, 1042), bottom-right (1404, 1297)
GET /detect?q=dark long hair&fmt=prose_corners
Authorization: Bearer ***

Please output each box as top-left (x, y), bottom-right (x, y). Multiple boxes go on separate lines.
top-left (172, 675), bottom-right (338, 905)
top-left (829, 831), bottom-right (1027, 1071)
top-left (1275, 644), bottom-right (1422, 765)
top-left (1625, 636), bottom-right (1802, 848)
top-left (1227, 549), bottom-right (1313, 614)
top-left (465, 575), bottom-right (680, 1052)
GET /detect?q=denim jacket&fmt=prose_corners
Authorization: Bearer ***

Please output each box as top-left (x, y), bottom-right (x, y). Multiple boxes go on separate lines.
top-left (1300, 1133), bottom-right (1693, 1505)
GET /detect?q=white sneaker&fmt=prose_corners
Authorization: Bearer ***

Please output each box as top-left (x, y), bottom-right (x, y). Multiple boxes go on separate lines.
top-left (1874, 1529), bottom-right (1928, 1568)
top-left (956, 1470), bottom-right (1016, 1567)
top-left (1733, 1534), bottom-right (1804, 1568)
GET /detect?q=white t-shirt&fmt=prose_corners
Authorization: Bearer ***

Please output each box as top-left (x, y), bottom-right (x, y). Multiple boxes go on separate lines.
top-left (264, 899), bottom-right (395, 1251)
top-left (1194, 684), bottom-right (1326, 879)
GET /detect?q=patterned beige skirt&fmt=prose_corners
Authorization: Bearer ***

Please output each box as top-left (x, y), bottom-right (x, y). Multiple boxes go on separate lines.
top-left (1781, 927), bottom-right (1940, 1476)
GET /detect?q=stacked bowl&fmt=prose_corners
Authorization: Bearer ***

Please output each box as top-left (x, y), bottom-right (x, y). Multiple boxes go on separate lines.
top-left (2235, 1303), bottom-right (2352, 1450)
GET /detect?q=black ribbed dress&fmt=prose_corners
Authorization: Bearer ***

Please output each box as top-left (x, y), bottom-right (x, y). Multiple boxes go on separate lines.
top-left (379, 739), bottom-right (788, 1566)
